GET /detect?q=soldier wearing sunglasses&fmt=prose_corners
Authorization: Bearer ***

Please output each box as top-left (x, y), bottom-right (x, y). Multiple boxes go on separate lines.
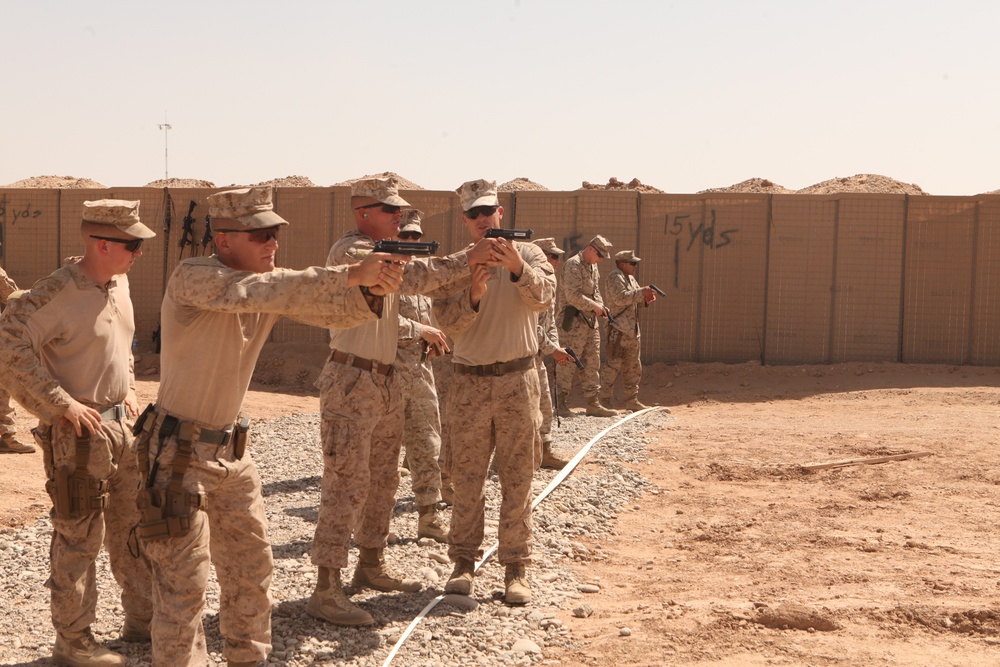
top-left (308, 177), bottom-right (495, 628)
top-left (0, 199), bottom-right (156, 666)
top-left (434, 178), bottom-right (556, 606)
top-left (137, 186), bottom-right (405, 667)
top-left (600, 249), bottom-right (661, 412)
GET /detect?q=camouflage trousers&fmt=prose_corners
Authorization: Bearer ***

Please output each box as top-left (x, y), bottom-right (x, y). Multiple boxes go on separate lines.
top-left (446, 367), bottom-right (540, 565)
top-left (400, 364), bottom-right (442, 507)
top-left (0, 386), bottom-right (16, 437)
top-left (139, 414), bottom-right (272, 667)
top-left (314, 360), bottom-right (404, 569)
top-left (556, 320), bottom-right (602, 398)
top-left (36, 415), bottom-right (152, 637)
top-left (432, 357), bottom-right (455, 493)
top-left (600, 329), bottom-right (642, 399)
top-left (535, 355), bottom-right (554, 444)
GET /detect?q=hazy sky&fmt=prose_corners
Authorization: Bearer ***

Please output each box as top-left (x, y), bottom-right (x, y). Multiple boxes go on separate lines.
top-left (3, 0), bottom-right (997, 195)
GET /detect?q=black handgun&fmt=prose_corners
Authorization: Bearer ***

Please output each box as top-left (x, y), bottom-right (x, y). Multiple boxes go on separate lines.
top-left (373, 239), bottom-right (440, 256)
top-left (649, 284), bottom-right (667, 297)
top-left (602, 307), bottom-right (618, 328)
top-left (564, 347), bottom-right (585, 371)
top-left (484, 228), bottom-right (533, 240)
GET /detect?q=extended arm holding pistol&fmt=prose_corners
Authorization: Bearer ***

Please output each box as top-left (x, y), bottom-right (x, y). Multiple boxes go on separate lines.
top-left (649, 284), bottom-right (667, 297)
top-left (372, 239), bottom-right (441, 256)
top-left (484, 228), bottom-right (533, 240)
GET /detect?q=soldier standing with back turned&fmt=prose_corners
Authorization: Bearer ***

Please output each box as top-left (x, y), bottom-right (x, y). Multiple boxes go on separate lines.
top-left (0, 252), bottom-right (34, 454)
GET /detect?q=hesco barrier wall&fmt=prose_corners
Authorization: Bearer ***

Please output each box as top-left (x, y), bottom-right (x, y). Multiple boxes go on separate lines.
top-left (2, 187), bottom-right (999, 366)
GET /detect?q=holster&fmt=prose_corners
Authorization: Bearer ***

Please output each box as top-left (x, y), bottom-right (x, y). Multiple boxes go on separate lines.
top-left (561, 305), bottom-right (579, 332)
top-left (135, 486), bottom-right (206, 540)
top-left (233, 417), bottom-right (250, 459)
top-left (47, 467), bottom-right (110, 519)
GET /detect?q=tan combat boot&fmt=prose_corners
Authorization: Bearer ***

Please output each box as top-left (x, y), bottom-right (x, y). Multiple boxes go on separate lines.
top-left (625, 395), bottom-right (650, 411)
top-left (540, 440), bottom-right (570, 470)
top-left (417, 504), bottom-right (448, 543)
top-left (504, 562), bottom-right (532, 605)
top-left (52, 628), bottom-right (125, 667)
top-left (350, 547), bottom-right (422, 593)
top-left (555, 390), bottom-right (574, 418)
top-left (119, 614), bottom-right (151, 642)
top-left (444, 558), bottom-right (476, 596)
top-left (599, 388), bottom-right (614, 410)
top-left (585, 395), bottom-right (619, 417)
top-left (0, 434), bottom-right (35, 454)
top-left (305, 566), bottom-right (374, 626)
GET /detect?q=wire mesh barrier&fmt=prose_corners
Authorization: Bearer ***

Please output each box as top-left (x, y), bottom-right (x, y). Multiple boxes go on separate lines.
top-left (2, 187), bottom-right (999, 365)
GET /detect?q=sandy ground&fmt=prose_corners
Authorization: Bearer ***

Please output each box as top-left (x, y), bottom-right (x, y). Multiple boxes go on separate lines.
top-left (2, 345), bottom-right (999, 666)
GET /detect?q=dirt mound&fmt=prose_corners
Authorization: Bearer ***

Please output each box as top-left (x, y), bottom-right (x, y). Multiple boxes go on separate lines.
top-left (145, 178), bottom-right (216, 188)
top-left (699, 177), bottom-right (795, 194)
top-left (499, 177), bottom-right (549, 192)
top-left (2, 175), bottom-right (106, 188)
top-left (798, 173), bottom-right (928, 195)
top-left (981, 188), bottom-right (1000, 195)
top-left (249, 175), bottom-right (317, 188)
top-left (579, 177), bottom-right (665, 194)
top-left (332, 171), bottom-right (424, 190)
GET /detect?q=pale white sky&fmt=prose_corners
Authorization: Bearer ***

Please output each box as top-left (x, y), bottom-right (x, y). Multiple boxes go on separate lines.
top-left (3, 0), bottom-right (997, 195)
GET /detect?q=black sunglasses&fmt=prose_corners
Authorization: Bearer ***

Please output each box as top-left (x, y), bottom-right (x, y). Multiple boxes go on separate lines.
top-left (354, 203), bottom-right (401, 215)
top-left (215, 227), bottom-right (281, 243)
top-left (547, 253), bottom-right (562, 260)
top-left (90, 235), bottom-right (143, 252)
top-left (464, 205), bottom-right (499, 220)
top-left (398, 231), bottom-right (423, 240)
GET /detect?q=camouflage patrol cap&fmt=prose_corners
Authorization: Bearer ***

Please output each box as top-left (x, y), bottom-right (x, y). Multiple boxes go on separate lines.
top-left (533, 237), bottom-right (565, 256)
top-left (589, 235), bottom-right (613, 259)
top-left (615, 249), bottom-right (640, 262)
top-left (82, 199), bottom-right (156, 239)
top-left (207, 186), bottom-right (288, 229)
top-left (399, 208), bottom-right (424, 233)
top-left (351, 177), bottom-right (410, 207)
top-left (456, 179), bottom-right (499, 211)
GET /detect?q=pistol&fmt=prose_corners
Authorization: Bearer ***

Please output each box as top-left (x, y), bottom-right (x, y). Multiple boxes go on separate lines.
top-left (484, 228), bottom-right (533, 240)
top-left (373, 239), bottom-right (441, 256)
top-left (564, 347), bottom-right (585, 371)
top-left (649, 284), bottom-right (667, 297)
top-left (602, 307), bottom-right (618, 328)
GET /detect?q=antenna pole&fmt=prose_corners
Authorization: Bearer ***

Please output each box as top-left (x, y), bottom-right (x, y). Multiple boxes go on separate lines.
top-left (157, 118), bottom-right (172, 181)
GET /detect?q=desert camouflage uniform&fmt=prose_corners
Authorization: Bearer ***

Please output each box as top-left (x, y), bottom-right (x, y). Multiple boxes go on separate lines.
top-left (600, 267), bottom-right (646, 401)
top-left (142, 256), bottom-right (376, 667)
top-left (314, 231), bottom-right (468, 570)
top-left (434, 242), bottom-right (555, 564)
top-left (431, 352), bottom-right (456, 496)
top-left (535, 296), bottom-right (561, 447)
top-left (555, 252), bottom-right (604, 398)
top-left (397, 293), bottom-right (443, 507)
top-left (0, 263), bottom-right (153, 639)
top-left (0, 265), bottom-right (19, 440)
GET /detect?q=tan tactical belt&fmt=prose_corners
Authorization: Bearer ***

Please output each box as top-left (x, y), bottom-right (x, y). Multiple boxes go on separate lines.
top-left (455, 355), bottom-right (534, 377)
top-left (329, 349), bottom-right (394, 376)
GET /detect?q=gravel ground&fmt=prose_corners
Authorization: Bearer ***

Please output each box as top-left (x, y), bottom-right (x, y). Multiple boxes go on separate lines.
top-left (0, 409), bottom-right (670, 666)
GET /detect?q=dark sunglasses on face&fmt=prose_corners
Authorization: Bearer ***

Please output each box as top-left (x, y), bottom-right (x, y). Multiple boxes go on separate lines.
top-left (354, 203), bottom-right (401, 215)
top-left (464, 205), bottom-right (499, 220)
top-left (398, 231), bottom-right (423, 240)
top-left (215, 227), bottom-right (281, 243)
top-left (547, 253), bottom-right (561, 260)
top-left (90, 235), bottom-right (143, 252)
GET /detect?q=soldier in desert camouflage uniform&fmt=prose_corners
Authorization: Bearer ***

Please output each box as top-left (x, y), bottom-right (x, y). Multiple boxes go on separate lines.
top-left (0, 256), bottom-right (33, 454)
top-left (531, 238), bottom-right (575, 469)
top-left (555, 235), bottom-right (619, 418)
top-left (600, 249), bottom-right (662, 412)
top-left (0, 199), bottom-right (155, 667)
top-left (309, 177), bottom-right (494, 627)
top-left (395, 209), bottom-right (449, 542)
top-left (136, 186), bottom-right (404, 667)
top-left (436, 179), bottom-right (556, 605)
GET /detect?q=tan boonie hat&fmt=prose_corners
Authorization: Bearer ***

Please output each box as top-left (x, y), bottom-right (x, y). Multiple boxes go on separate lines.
top-left (351, 177), bottom-right (410, 207)
top-left (456, 179), bottom-right (499, 211)
top-left (82, 199), bottom-right (156, 239)
top-left (615, 249), bottom-right (640, 262)
top-left (589, 234), bottom-right (613, 259)
top-left (533, 237), bottom-right (565, 256)
top-left (399, 208), bottom-right (423, 233)
top-left (208, 186), bottom-right (288, 229)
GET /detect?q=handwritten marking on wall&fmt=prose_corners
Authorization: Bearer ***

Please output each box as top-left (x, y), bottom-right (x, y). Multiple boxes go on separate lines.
top-left (0, 195), bottom-right (43, 225)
